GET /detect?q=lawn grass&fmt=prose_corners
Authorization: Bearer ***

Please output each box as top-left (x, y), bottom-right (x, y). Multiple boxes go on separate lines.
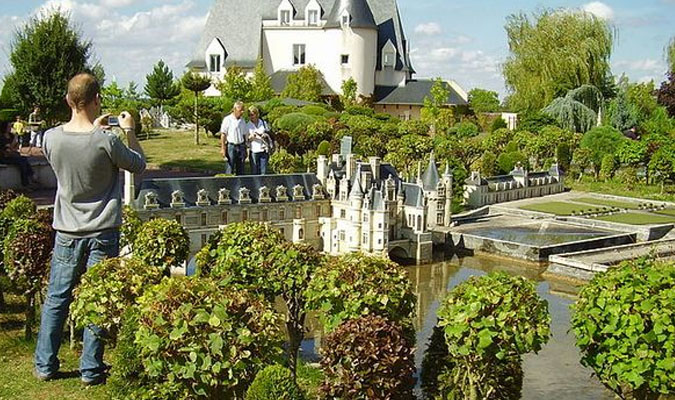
top-left (655, 208), bottom-right (675, 217)
top-left (573, 197), bottom-right (641, 210)
top-left (568, 179), bottom-right (675, 203)
top-left (141, 129), bottom-right (225, 173)
top-left (593, 212), bottom-right (675, 225)
top-left (519, 201), bottom-right (588, 216)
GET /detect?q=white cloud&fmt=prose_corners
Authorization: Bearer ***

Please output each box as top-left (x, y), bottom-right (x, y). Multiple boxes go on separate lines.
top-left (414, 22), bottom-right (442, 36)
top-left (582, 2), bottom-right (615, 20)
top-left (615, 59), bottom-right (665, 72)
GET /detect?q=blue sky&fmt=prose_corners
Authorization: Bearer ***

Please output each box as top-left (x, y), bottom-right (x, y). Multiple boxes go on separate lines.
top-left (0, 0), bottom-right (673, 99)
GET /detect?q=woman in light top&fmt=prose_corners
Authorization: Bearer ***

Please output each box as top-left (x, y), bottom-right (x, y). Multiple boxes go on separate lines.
top-left (246, 106), bottom-right (272, 175)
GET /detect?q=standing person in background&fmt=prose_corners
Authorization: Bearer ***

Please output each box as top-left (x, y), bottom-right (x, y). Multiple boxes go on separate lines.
top-left (219, 101), bottom-right (247, 176)
top-left (12, 116), bottom-right (26, 151)
top-left (0, 121), bottom-right (35, 189)
top-left (34, 73), bottom-right (146, 386)
top-left (28, 106), bottom-right (45, 149)
top-left (246, 106), bottom-right (272, 175)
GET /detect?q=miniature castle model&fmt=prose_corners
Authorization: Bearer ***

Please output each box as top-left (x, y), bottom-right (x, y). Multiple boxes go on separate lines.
top-left (187, 0), bottom-right (467, 120)
top-left (124, 141), bottom-right (449, 264)
top-left (463, 164), bottom-right (564, 208)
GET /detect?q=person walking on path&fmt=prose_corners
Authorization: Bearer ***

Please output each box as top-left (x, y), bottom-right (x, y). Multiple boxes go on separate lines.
top-left (219, 101), bottom-right (248, 176)
top-left (34, 73), bottom-right (146, 386)
top-left (246, 106), bottom-right (272, 175)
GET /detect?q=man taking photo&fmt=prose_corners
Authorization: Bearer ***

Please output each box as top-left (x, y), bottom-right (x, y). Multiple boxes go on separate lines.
top-left (34, 72), bottom-right (146, 386)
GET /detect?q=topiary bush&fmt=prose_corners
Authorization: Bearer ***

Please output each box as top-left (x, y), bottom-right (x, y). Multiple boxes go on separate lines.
top-left (274, 112), bottom-right (317, 134)
top-left (436, 273), bottom-right (550, 399)
top-left (133, 218), bottom-right (190, 274)
top-left (120, 205), bottom-right (143, 253)
top-left (196, 222), bottom-right (285, 300)
top-left (317, 140), bottom-right (331, 156)
top-left (70, 257), bottom-right (165, 343)
top-left (131, 277), bottom-right (283, 398)
top-left (3, 218), bottom-right (53, 339)
top-left (0, 194), bottom-right (36, 220)
top-left (571, 258), bottom-right (675, 400)
top-left (245, 364), bottom-right (305, 400)
top-left (320, 314), bottom-right (416, 399)
top-left (270, 148), bottom-right (301, 174)
top-left (305, 252), bottom-right (416, 333)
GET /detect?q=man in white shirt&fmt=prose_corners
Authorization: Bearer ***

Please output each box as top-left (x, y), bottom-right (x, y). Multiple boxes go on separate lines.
top-left (219, 101), bottom-right (247, 175)
top-left (246, 106), bottom-right (272, 175)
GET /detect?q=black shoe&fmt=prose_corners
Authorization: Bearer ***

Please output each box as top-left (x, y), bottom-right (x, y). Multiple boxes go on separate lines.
top-left (81, 375), bottom-right (106, 386)
top-left (33, 368), bottom-right (56, 382)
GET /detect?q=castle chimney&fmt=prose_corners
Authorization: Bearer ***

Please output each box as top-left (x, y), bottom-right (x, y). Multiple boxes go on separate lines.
top-left (369, 156), bottom-right (381, 181)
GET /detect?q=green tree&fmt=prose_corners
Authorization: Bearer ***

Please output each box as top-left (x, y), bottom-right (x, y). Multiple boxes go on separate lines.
top-left (216, 65), bottom-right (251, 101)
top-left (181, 71), bottom-right (212, 145)
top-left (422, 78), bottom-right (454, 134)
top-left (503, 10), bottom-right (614, 113)
top-left (144, 60), bottom-right (181, 110)
top-left (101, 81), bottom-right (124, 110)
top-left (480, 151), bottom-right (498, 176)
top-left (9, 9), bottom-right (93, 122)
top-left (542, 85), bottom-right (602, 133)
top-left (579, 126), bottom-right (626, 178)
top-left (572, 258), bottom-right (675, 400)
top-left (468, 88), bottom-right (500, 113)
top-left (657, 72), bottom-right (675, 118)
top-left (281, 65), bottom-right (323, 102)
top-left (249, 58), bottom-right (274, 102)
top-left (340, 77), bottom-right (358, 107)
top-left (124, 81), bottom-right (140, 101)
top-left (666, 37), bottom-right (675, 74)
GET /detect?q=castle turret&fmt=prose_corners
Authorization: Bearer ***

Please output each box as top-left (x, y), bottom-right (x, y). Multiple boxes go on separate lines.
top-left (442, 163), bottom-right (453, 226)
top-left (317, 155), bottom-right (329, 185)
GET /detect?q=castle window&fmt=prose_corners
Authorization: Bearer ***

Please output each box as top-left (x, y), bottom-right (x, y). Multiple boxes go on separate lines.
top-left (280, 9), bottom-right (291, 25)
top-left (339, 230), bottom-right (345, 241)
top-left (340, 209), bottom-right (346, 219)
top-left (201, 212), bottom-right (207, 226)
top-left (280, 227), bottom-right (285, 236)
top-left (209, 54), bottom-right (221, 73)
top-left (175, 214), bottom-right (182, 224)
top-left (262, 210), bottom-right (268, 221)
top-left (362, 233), bottom-right (368, 244)
top-left (316, 205), bottom-right (322, 217)
top-left (295, 206), bottom-right (302, 219)
top-left (201, 234), bottom-right (208, 247)
top-left (222, 211), bottom-right (228, 224)
top-left (341, 54), bottom-right (349, 65)
top-left (280, 209), bottom-right (286, 220)
top-left (293, 44), bottom-right (306, 65)
top-left (383, 52), bottom-right (395, 67)
top-left (308, 9), bottom-right (319, 26)
top-left (437, 212), bottom-right (444, 225)
top-left (242, 210), bottom-right (248, 221)
top-left (341, 13), bottom-right (350, 27)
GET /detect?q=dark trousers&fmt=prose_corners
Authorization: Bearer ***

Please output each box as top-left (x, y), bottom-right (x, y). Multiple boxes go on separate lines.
top-left (252, 152), bottom-right (269, 175)
top-left (1, 155), bottom-right (34, 186)
top-left (226, 143), bottom-right (246, 176)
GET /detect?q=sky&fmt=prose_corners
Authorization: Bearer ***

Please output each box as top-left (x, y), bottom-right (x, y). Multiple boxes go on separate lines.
top-left (0, 0), bottom-right (673, 99)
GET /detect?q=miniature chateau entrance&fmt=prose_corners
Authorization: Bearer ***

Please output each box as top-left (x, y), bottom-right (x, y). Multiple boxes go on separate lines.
top-left (124, 138), bottom-right (447, 264)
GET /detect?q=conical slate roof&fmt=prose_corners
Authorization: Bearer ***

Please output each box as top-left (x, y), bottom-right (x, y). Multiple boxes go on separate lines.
top-left (324, 0), bottom-right (377, 29)
top-left (421, 154), bottom-right (440, 191)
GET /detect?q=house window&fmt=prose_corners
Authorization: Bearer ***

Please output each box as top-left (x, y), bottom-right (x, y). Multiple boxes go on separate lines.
top-left (242, 210), bottom-right (248, 221)
top-left (341, 14), bottom-right (350, 27)
top-left (293, 44), bottom-right (306, 65)
top-left (201, 212), bottom-right (207, 226)
top-left (280, 9), bottom-right (291, 25)
top-left (308, 9), bottom-right (319, 26)
top-left (222, 211), bottom-right (228, 224)
top-left (209, 54), bottom-right (221, 72)
top-left (340, 209), bottom-right (346, 218)
top-left (383, 52), bottom-right (395, 67)
top-left (279, 209), bottom-right (286, 220)
top-left (341, 54), bottom-right (349, 64)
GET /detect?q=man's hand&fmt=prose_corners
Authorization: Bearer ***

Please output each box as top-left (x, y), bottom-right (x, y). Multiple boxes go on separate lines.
top-left (220, 147), bottom-right (226, 158)
top-left (94, 113), bottom-right (111, 129)
top-left (119, 111), bottom-right (136, 130)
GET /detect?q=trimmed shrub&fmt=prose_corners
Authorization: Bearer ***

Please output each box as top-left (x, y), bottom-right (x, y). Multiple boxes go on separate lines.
top-left (344, 104), bottom-right (375, 117)
top-left (317, 140), bottom-right (331, 156)
top-left (274, 112), bottom-right (317, 134)
top-left (490, 117), bottom-right (508, 132)
top-left (131, 277), bottom-right (283, 398)
top-left (306, 252), bottom-right (416, 333)
top-left (196, 222), bottom-right (285, 300)
top-left (0, 189), bottom-right (19, 211)
top-left (497, 151), bottom-right (528, 174)
top-left (320, 315), bottom-right (416, 399)
top-left (398, 119), bottom-right (429, 136)
top-left (120, 205), bottom-right (143, 252)
top-left (0, 195), bottom-right (36, 220)
top-left (133, 218), bottom-right (190, 274)
top-left (452, 121), bottom-right (480, 138)
top-left (571, 258), bottom-right (675, 399)
top-left (246, 364), bottom-right (305, 400)
top-left (436, 273), bottom-right (550, 399)
top-left (70, 257), bottom-right (165, 343)
top-left (266, 105), bottom-right (299, 125)
top-left (599, 153), bottom-right (617, 181)
top-left (270, 148), bottom-right (301, 174)
top-left (300, 104), bottom-right (329, 116)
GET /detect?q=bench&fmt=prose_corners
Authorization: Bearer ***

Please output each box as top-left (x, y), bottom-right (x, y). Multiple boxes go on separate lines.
top-left (0, 159), bottom-right (57, 190)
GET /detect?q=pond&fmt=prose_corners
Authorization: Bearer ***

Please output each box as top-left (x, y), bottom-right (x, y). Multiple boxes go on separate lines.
top-left (461, 224), bottom-right (613, 247)
top-left (302, 252), bottom-right (614, 399)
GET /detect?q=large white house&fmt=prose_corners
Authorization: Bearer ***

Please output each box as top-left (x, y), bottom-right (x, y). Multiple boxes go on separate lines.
top-left (187, 0), bottom-right (467, 119)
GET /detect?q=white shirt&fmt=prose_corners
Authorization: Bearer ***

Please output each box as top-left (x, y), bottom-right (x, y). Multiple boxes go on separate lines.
top-left (220, 114), bottom-right (247, 145)
top-left (247, 119), bottom-right (269, 154)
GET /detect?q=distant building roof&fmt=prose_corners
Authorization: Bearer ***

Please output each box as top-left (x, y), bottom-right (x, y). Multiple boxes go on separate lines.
top-left (269, 70), bottom-right (337, 96)
top-left (374, 80), bottom-right (468, 106)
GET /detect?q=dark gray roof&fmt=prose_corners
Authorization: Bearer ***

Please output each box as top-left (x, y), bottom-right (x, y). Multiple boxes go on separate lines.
top-left (270, 70), bottom-right (336, 96)
top-left (324, 0), bottom-right (377, 29)
top-left (132, 174), bottom-right (322, 209)
top-left (401, 182), bottom-right (423, 207)
top-left (189, 0), bottom-right (413, 73)
top-left (374, 80), bottom-right (468, 106)
top-left (421, 156), bottom-right (440, 191)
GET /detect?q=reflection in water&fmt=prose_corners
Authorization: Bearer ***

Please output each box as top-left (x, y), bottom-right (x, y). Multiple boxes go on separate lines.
top-left (464, 226), bottom-right (610, 246)
top-left (408, 254), bottom-right (614, 400)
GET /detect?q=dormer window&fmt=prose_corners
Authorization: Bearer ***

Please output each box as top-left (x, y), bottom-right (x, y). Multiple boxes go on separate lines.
top-left (383, 52), bottom-right (395, 67)
top-left (209, 54), bottom-right (221, 73)
top-left (341, 13), bottom-right (350, 27)
top-left (308, 9), bottom-right (319, 26)
top-left (382, 39), bottom-right (397, 68)
top-left (280, 9), bottom-right (291, 25)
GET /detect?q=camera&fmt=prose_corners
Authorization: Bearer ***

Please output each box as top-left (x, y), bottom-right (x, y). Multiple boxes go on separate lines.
top-left (107, 116), bottom-right (120, 127)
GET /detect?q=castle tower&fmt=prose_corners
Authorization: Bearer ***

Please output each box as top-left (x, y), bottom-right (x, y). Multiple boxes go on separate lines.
top-left (442, 163), bottom-right (453, 226)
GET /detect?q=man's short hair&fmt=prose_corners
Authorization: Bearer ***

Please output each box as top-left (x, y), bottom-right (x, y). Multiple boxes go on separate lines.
top-left (233, 101), bottom-right (245, 111)
top-left (67, 73), bottom-right (100, 110)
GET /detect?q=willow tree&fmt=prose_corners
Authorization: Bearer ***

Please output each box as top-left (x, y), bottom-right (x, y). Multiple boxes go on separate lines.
top-left (542, 84), bottom-right (603, 133)
top-left (503, 9), bottom-right (614, 113)
top-left (666, 37), bottom-right (675, 74)
top-left (181, 71), bottom-right (212, 145)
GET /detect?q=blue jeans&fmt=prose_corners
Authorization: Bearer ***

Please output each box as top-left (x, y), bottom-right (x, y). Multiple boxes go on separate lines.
top-left (226, 143), bottom-right (246, 175)
top-left (252, 152), bottom-right (269, 175)
top-left (35, 230), bottom-right (120, 381)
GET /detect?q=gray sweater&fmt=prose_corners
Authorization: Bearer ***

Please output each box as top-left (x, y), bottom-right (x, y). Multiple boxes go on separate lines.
top-left (43, 126), bottom-right (146, 236)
